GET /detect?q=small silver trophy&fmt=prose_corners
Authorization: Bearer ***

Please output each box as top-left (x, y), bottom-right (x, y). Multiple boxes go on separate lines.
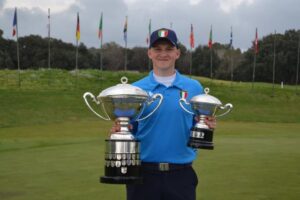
top-left (179, 88), bottom-right (233, 150)
top-left (83, 77), bottom-right (163, 184)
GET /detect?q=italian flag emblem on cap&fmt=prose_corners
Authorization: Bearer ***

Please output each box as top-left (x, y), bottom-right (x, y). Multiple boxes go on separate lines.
top-left (158, 30), bottom-right (169, 37)
top-left (180, 90), bottom-right (188, 99)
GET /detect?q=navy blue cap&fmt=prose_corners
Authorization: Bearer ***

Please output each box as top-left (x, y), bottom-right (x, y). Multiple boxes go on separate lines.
top-left (149, 28), bottom-right (178, 48)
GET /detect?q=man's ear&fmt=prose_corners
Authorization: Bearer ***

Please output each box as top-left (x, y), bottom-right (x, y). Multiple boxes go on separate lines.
top-left (148, 49), bottom-right (152, 59)
top-left (176, 48), bottom-right (181, 59)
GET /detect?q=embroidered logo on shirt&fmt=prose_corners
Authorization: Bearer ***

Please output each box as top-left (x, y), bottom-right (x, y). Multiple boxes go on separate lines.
top-left (180, 90), bottom-right (188, 99)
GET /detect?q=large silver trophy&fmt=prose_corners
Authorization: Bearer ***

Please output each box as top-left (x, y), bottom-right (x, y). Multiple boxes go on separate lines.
top-left (179, 88), bottom-right (233, 150)
top-left (83, 77), bottom-right (163, 184)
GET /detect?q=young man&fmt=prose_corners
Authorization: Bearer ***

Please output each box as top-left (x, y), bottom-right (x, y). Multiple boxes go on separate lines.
top-left (113, 28), bottom-right (216, 200)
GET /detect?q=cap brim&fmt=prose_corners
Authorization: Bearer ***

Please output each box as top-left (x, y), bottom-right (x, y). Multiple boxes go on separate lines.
top-left (150, 38), bottom-right (177, 48)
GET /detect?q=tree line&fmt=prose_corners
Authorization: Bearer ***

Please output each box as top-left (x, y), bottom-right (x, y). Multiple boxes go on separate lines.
top-left (0, 29), bottom-right (299, 84)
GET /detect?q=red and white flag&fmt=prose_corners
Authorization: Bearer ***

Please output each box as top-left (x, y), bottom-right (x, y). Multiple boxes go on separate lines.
top-left (254, 28), bottom-right (258, 54)
top-left (190, 24), bottom-right (195, 49)
top-left (12, 8), bottom-right (17, 37)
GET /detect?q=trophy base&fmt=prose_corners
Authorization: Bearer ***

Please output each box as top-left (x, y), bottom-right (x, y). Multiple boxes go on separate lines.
top-left (101, 139), bottom-right (142, 184)
top-left (188, 139), bottom-right (214, 150)
top-left (188, 127), bottom-right (214, 150)
top-left (100, 176), bottom-right (143, 184)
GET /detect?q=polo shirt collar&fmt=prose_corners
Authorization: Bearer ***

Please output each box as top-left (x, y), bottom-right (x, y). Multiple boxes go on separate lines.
top-left (148, 70), bottom-right (185, 90)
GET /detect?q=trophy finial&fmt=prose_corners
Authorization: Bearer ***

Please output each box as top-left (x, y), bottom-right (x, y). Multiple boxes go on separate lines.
top-left (121, 76), bottom-right (128, 84)
top-left (204, 88), bottom-right (210, 94)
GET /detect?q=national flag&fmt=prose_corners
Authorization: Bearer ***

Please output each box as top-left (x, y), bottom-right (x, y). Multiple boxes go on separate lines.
top-left (158, 29), bottom-right (168, 37)
top-left (76, 12), bottom-right (80, 41)
top-left (180, 90), bottom-right (188, 99)
top-left (98, 12), bottom-right (103, 39)
top-left (208, 25), bottom-right (213, 49)
top-left (190, 24), bottom-right (194, 49)
top-left (12, 8), bottom-right (17, 37)
top-left (229, 26), bottom-right (233, 47)
top-left (254, 28), bottom-right (258, 54)
top-left (47, 8), bottom-right (50, 38)
top-left (146, 19), bottom-right (151, 45)
top-left (123, 16), bottom-right (128, 42)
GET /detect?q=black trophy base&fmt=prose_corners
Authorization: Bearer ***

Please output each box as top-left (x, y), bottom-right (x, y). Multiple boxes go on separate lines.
top-left (101, 139), bottom-right (142, 184)
top-left (100, 165), bottom-right (142, 184)
top-left (100, 176), bottom-right (143, 184)
top-left (188, 127), bottom-right (214, 150)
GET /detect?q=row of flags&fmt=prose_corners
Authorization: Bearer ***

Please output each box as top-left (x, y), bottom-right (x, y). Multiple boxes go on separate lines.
top-left (11, 8), bottom-right (259, 53)
top-left (189, 23), bottom-right (259, 53)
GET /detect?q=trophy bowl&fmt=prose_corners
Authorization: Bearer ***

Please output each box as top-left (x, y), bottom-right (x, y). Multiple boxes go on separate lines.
top-left (83, 77), bottom-right (163, 184)
top-left (180, 88), bottom-right (233, 150)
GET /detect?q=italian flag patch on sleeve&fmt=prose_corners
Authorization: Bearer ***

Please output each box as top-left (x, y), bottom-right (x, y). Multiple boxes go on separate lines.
top-left (180, 90), bottom-right (188, 99)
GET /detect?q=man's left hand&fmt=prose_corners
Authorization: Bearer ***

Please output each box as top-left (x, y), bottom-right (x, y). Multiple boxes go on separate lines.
top-left (204, 116), bottom-right (216, 129)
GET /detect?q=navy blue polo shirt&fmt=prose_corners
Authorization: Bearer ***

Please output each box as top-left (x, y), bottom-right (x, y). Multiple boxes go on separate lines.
top-left (132, 71), bottom-right (203, 164)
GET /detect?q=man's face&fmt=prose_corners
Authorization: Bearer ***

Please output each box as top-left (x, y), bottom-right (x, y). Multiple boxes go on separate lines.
top-left (148, 40), bottom-right (180, 71)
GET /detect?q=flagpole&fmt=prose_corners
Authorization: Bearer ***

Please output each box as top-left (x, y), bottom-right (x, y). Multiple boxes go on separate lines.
top-left (252, 28), bottom-right (258, 90)
top-left (272, 30), bottom-right (276, 97)
top-left (75, 12), bottom-right (79, 88)
top-left (190, 48), bottom-right (193, 76)
top-left (75, 38), bottom-right (79, 87)
top-left (209, 25), bottom-right (213, 81)
top-left (252, 51), bottom-right (257, 90)
top-left (99, 12), bottom-right (103, 83)
top-left (124, 40), bottom-right (127, 71)
top-left (230, 26), bottom-right (233, 88)
top-left (48, 8), bottom-right (51, 70)
top-left (47, 8), bottom-right (51, 86)
top-left (230, 46), bottom-right (233, 88)
top-left (189, 24), bottom-right (194, 77)
top-left (295, 31), bottom-right (300, 94)
top-left (210, 48), bottom-right (213, 80)
top-left (124, 16), bottom-right (128, 71)
top-left (148, 19), bottom-right (151, 72)
top-left (15, 8), bottom-right (21, 88)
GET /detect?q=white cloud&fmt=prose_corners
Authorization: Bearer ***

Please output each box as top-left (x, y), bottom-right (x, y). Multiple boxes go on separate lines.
top-left (189, 0), bottom-right (203, 5)
top-left (123, 0), bottom-right (138, 4)
top-left (217, 0), bottom-right (254, 13)
top-left (3, 0), bottom-right (78, 13)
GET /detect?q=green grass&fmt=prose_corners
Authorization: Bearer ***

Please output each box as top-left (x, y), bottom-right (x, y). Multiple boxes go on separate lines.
top-left (0, 69), bottom-right (300, 200)
top-left (1, 121), bottom-right (299, 200)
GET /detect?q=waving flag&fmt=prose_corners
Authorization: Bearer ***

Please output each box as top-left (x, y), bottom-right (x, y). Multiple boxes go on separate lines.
top-left (12, 8), bottom-right (17, 37)
top-left (146, 19), bottom-right (151, 45)
top-left (229, 26), bottom-right (233, 47)
top-left (47, 8), bottom-right (50, 38)
top-left (254, 28), bottom-right (258, 54)
top-left (190, 24), bottom-right (195, 49)
top-left (98, 12), bottom-right (103, 39)
top-left (208, 25), bottom-right (213, 49)
top-left (123, 16), bottom-right (128, 43)
top-left (76, 12), bottom-right (80, 41)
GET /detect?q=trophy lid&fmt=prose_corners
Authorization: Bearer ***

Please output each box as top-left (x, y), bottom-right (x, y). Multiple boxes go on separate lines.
top-left (99, 77), bottom-right (148, 97)
top-left (190, 88), bottom-right (222, 105)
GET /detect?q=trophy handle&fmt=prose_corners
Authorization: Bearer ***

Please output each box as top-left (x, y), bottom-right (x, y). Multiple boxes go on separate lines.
top-left (215, 103), bottom-right (233, 118)
top-left (83, 92), bottom-right (110, 121)
top-left (179, 98), bottom-right (195, 115)
top-left (136, 93), bottom-right (163, 121)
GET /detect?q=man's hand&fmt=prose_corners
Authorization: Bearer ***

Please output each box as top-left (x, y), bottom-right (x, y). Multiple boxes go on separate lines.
top-left (195, 116), bottom-right (217, 129)
top-left (204, 116), bottom-right (216, 129)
